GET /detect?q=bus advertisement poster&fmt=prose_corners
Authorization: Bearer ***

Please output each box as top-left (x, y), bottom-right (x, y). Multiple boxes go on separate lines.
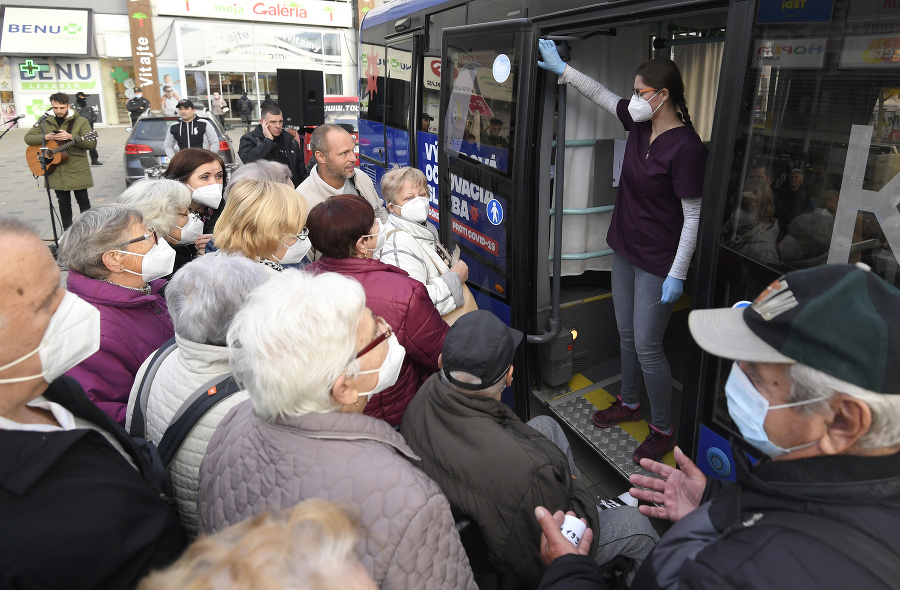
top-left (449, 173), bottom-right (508, 298)
top-left (417, 131), bottom-right (441, 231)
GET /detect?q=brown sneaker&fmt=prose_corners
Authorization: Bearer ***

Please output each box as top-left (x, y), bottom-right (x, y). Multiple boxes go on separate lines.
top-left (633, 428), bottom-right (675, 464)
top-left (591, 397), bottom-right (642, 428)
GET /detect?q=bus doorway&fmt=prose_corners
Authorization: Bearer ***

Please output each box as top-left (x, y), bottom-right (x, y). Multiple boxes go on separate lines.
top-left (526, 10), bottom-right (729, 480)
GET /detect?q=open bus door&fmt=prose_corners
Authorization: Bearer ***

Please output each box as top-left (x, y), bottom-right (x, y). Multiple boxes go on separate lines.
top-left (438, 20), bottom-right (537, 410)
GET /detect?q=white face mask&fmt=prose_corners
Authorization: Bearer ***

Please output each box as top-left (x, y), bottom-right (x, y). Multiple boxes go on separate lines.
top-left (190, 183), bottom-right (223, 209)
top-left (0, 291), bottom-right (101, 384)
top-left (117, 239), bottom-right (177, 282)
top-left (627, 90), bottom-right (663, 123)
top-left (396, 196), bottom-right (430, 224)
top-left (275, 233), bottom-right (312, 265)
top-left (170, 213), bottom-right (203, 245)
top-left (356, 334), bottom-right (406, 401)
top-left (362, 221), bottom-right (386, 257)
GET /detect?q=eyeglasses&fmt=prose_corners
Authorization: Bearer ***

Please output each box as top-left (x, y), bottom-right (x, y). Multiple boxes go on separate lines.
top-left (632, 88), bottom-right (659, 98)
top-left (356, 316), bottom-right (391, 359)
top-left (293, 227), bottom-right (309, 240)
top-left (118, 229), bottom-right (158, 249)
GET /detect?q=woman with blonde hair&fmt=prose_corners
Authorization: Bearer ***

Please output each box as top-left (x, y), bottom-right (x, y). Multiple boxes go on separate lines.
top-left (213, 178), bottom-right (310, 274)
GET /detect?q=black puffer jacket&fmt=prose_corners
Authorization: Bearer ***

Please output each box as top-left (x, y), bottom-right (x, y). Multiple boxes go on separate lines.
top-left (631, 449), bottom-right (900, 590)
top-left (237, 124), bottom-right (306, 187)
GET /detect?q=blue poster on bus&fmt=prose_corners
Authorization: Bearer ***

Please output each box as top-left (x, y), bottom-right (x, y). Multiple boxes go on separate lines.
top-left (450, 173), bottom-right (508, 298)
top-left (416, 131), bottom-right (440, 231)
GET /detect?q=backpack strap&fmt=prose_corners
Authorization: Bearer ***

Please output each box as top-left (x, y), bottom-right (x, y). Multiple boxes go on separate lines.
top-left (750, 510), bottom-right (900, 588)
top-left (129, 337), bottom-right (178, 439)
top-left (156, 374), bottom-right (242, 467)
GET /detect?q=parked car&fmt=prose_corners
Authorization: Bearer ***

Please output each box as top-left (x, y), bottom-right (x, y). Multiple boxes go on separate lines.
top-left (123, 110), bottom-right (236, 186)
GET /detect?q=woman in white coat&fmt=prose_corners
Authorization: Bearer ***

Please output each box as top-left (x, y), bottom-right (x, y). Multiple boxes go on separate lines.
top-left (378, 166), bottom-right (469, 315)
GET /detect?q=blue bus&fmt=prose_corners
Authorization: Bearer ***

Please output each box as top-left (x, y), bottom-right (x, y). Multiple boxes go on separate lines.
top-left (358, 0), bottom-right (900, 481)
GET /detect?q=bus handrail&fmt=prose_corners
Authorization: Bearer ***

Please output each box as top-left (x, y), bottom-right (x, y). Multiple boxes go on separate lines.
top-left (549, 249), bottom-right (614, 261)
top-left (549, 205), bottom-right (614, 215)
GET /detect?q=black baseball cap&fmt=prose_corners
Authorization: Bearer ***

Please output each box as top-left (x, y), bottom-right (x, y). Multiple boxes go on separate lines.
top-left (442, 310), bottom-right (523, 391)
top-left (75, 91), bottom-right (89, 99)
top-left (134, 87), bottom-right (143, 93)
top-left (689, 263), bottom-right (900, 394)
top-left (176, 99), bottom-right (194, 109)
top-left (422, 112), bottom-right (434, 121)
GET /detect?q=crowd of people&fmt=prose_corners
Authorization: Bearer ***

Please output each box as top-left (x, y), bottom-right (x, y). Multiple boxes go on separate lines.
top-left (4, 53), bottom-right (900, 590)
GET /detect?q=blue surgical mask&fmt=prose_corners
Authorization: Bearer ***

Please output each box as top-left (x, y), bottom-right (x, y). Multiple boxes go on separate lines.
top-left (724, 362), bottom-right (824, 458)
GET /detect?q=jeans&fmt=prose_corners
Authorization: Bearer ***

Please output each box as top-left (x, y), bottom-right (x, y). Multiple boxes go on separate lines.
top-left (55, 189), bottom-right (91, 229)
top-left (611, 253), bottom-right (674, 431)
top-left (526, 415), bottom-right (659, 576)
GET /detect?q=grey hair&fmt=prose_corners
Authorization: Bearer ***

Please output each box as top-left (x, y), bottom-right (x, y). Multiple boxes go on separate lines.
top-left (309, 123), bottom-right (346, 159)
top-left (227, 270), bottom-right (366, 423)
top-left (166, 253), bottom-right (270, 346)
top-left (118, 178), bottom-right (191, 238)
top-left (788, 363), bottom-right (900, 449)
top-left (224, 161), bottom-right (293, 200)
top-left (380, 166), bottom-right (427, 206)
top-left (0, 217), bottom-right (39, 238)
top-left (58, 204), bottom-right (143, 279)
top-left (444, 369), bottom-right (507, 398)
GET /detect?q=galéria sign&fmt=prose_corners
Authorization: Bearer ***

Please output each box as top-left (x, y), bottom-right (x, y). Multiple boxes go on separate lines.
top-left (155, 0), bottom-right (352, 28)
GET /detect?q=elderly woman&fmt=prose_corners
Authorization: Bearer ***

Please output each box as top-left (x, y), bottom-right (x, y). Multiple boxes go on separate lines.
top-left (305, 194), bottom-right (448, 426)
top-left (164, 148), bottom-right (228, 251)
top-left (379, 166), bottom-right (470, 315)
top-left (118, 178), bottom-right (202, 275)
top-left (197, 271), bottom-right (476, 590)
top-left (58, 204), bottom-right (176, 425)
top-left (125, 253), bottom-right (269, 538)
top-left (224, 160), bottom-right (293, 199)
top-left (213, 179), bottom-right (310, 274)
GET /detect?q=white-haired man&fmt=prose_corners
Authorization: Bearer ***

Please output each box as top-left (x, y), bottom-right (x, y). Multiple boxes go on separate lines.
top-left (0, 217), bottom-right (186, 588)
top-left (536, 263), bottom-right (900, 590)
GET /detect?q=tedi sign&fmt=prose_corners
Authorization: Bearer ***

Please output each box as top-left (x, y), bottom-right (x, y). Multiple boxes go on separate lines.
top-left (127, 0), bottom-right (161, 110)
top-left (155, 0), bottom-right (352, 27)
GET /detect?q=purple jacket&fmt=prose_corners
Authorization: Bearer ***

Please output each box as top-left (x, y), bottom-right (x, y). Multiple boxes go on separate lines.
top-left (305, 257), bottom-right (448, 426)
top-left (66, 270), bottom-right (174, 425)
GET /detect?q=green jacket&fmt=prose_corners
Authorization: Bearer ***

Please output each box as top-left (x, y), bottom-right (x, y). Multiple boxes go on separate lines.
top-left (24, 110), bottom-right (96, 191)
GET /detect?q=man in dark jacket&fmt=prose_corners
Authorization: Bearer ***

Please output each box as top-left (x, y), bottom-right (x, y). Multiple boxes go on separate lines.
top-left (74, 91), bottom-right (101, 165)
top-left (0, 217), bottom-right (187, 589)
top-left (400, 311), bottom-right (658, 589)
top-left (537, 264), bottom-right (900, 590)
top-left (237, 92), bottom-right (254, 133)
top-left (127, 87), bottom-right (151, 125)
top-left (238, 104), bottom-right (306, 187)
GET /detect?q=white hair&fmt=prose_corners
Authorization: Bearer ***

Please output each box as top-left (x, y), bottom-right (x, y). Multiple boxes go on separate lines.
top-left (166, 253), bottom-right (270, 346)
top-left (118, 178), bottom-right (192, 238)
top-left (224, 161), bottom-right (293, 199)
top-left (227, 270), bottom-right (366, 423)
top-left (788, 363), bottom-right (900, 449)
top-left (445, 370), bottom-right (507, 398)
top-left (57, 204), bottom-right (142, 279)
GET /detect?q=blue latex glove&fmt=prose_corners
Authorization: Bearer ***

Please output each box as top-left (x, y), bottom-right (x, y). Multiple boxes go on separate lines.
top-left (661, 276), bottom-right (683, 305)
top-left (537, 39), bottom-right (567, 76)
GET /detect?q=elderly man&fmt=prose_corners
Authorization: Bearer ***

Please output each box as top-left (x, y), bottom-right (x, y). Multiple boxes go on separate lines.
top-left (297, 123), bottom-right (387, 223)
top-left (0, 217), bottom-right (186, 588)
top-left (238, 104), bottom-right (306, 188)
top-left (536, 263), bottom-right (900, 590)
top-left (400, 310), bottom-right (658, 589)
top-left (126, 253), bottom-right (269, 538)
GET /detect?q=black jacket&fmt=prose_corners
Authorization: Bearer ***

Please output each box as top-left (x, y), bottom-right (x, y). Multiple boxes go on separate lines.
top-left (238, 125), bottom-right (307, 187)
top-left (400, 373), bottom-right (601, 589)
top-left (0, 376), bottom-right (187, 589)
top-left (630, 449), bottom-right (900, 590)
top-left (75, 100), bottom-right (97, 127)
top-left (127, 96), bottom-right (151, 122)
top-left (237, 95), bottom-right (254, 115)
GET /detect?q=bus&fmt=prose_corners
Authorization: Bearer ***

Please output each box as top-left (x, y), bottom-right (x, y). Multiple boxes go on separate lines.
top-left (358, 0), bottom-right (900, 482)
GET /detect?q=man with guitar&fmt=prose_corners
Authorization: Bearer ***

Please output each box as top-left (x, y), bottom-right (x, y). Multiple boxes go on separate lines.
top-left (24, 93), bottom-right (96, 229)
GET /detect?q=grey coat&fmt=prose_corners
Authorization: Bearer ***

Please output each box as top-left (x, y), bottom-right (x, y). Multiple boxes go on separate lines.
top-left (198, 401), bottom-right (477, 590)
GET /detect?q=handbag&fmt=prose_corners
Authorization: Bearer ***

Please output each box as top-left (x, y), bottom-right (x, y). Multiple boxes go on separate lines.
top-left (221, 106), bottom-right (229, 113)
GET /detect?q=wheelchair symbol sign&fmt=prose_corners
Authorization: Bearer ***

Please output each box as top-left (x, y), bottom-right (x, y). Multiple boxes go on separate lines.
top-left (486, 199), bottom-right (504, 225)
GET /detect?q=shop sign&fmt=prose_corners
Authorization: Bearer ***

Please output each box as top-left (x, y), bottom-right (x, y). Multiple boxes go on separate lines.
top-left (128, 0), bottom-right (162, 110)
top-left (752, 38), bottom-right (827, 68)
top-left (0, 6), bottom-right (92, 57)
top-left (11, 57), bottom-right (101, 126)
top-left (849, 0), bottom-right (900, 22)
top-left (423, 56), bottom-right (440, 90)
top-left (156, 0), bottom-right (352, 28)
top-left (756, 0), bottom-right (834, 24)
top-left (840, 34), bottom-right (900, 68)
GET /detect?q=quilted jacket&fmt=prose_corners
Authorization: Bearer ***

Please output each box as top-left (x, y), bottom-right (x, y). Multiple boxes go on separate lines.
top-left (305, 257), bottom-right (448, 426)
top-left (124, 335), bottom-right (249, 538)
top-left (65, 270), bottom-right (174, 425)
top-left (198, 403), bottom-right (477, 590)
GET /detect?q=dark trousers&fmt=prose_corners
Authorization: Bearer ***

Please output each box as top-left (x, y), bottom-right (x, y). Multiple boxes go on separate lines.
top-left (56, 189), bottom-right (91, 229)
top-left (89, 145), bottom-right (100, 163)
top-left (217, 114), bottom-right (225, 128)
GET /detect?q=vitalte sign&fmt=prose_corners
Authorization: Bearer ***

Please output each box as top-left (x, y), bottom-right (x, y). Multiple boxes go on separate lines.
top-left (156, 0), bottom-right (352, 28)
top-left (128, 0), bottom-right (162, 111)
top-left (0, 6), bottom-right (92, 57)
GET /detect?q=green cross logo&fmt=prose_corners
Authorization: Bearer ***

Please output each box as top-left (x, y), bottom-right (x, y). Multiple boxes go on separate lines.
top-left (19, 59), bottom-right (41, 76)
top-left (111, 67), bottom-right (130, 84)
top-left (63, 23), bottom-right (82, 35)
top-left (27, 99), bottom-right (50, 117)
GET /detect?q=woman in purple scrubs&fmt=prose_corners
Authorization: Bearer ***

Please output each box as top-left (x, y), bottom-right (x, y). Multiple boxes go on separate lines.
top-left (538, 41), bottom-right (707, 463)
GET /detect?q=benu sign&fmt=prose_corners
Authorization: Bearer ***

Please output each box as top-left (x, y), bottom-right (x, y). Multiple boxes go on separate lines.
top-left (0, 6), bottom-right (92, 57)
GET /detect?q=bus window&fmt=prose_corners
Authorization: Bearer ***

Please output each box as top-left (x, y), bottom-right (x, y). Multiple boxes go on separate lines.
top-left (385, 42), bottom-right (413, 131)
top-left (359, 41), bottom-right (386, 165)
top-left (422, 55), bottom-right (441, 134)
top-left (444, 33), bottom-right (520, 174)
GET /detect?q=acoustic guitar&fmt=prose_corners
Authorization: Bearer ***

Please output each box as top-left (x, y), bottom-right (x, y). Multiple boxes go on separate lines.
top-left (26, 130), bottom-right (99, 176)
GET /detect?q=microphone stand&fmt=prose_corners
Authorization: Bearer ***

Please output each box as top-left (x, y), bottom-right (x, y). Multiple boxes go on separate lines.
top-left (36, 110), bottom-right (61, 257)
